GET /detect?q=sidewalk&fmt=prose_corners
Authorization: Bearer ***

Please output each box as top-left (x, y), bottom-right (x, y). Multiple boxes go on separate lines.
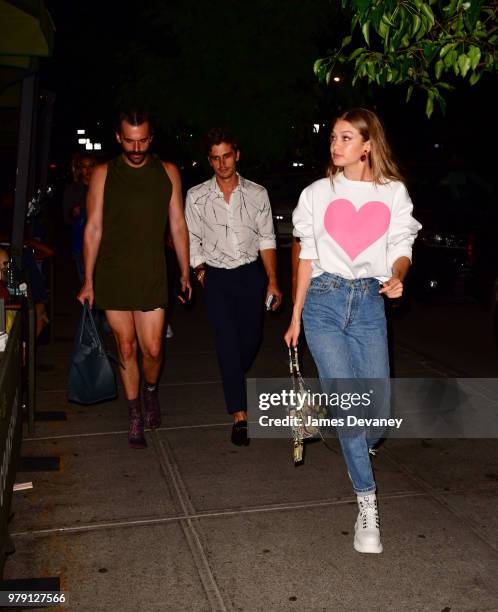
top-left (3, 257), bottom-right (498, 611)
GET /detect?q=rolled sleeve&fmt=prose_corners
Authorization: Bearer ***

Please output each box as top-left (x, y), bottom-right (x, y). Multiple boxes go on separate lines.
top-left (185, 190), bottom-right (205, 268)
top-left (256, 188), bottom-right (277, 251)
top-left (387, 184), bottom-right (422, 269)
top-left (293, 187), bottom-right (318, 260)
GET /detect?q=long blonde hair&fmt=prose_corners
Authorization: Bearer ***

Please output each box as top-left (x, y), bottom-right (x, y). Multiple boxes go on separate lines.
top-left (327, 108), bottom-right (404, 185)
top-left (71, 153), bottom-right (96, 183)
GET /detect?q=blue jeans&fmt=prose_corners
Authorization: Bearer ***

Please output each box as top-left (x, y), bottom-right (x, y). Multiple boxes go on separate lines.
top-left (303, 273), bottom-right (390, 494)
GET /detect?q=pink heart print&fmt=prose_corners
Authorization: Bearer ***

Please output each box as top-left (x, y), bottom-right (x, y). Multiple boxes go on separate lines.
top-left (324, 198), bottom-right (391, 260)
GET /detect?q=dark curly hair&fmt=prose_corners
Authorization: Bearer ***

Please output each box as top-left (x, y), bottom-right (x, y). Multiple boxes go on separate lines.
top-left (204, 127), bottom-right (238, 155)
top-left (116, 109), bottom-right (153, 133)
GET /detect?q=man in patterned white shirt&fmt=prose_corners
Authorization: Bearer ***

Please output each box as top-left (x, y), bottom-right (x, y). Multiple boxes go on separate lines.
top-left (185, 127), bottom-right (282, 446)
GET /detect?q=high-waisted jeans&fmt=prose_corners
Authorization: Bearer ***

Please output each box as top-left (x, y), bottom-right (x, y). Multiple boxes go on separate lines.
top-left (302, 273), bottom-right (390, 494)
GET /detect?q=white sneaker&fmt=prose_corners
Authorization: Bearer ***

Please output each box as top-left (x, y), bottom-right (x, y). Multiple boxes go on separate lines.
top-left (354, 493), bottom-right (383, 553)
top-left (166, 324), bottom-right (173, 338)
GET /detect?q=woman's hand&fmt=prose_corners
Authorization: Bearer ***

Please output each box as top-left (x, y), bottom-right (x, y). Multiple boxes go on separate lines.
top-left (379, 276), bottom-right (403, 299)
top-left (284, 317), bottom-right (301, 347)
top-left (381, 257), bottom-right (410, 299)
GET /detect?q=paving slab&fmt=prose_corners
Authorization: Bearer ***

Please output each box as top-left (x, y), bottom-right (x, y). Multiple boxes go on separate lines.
top-left (443, 489), bottom-right (498, 550)
top-left (383, 438), bottom-right (498, 490)
top-left (3, 524), bottom-right (209, 611)
top-left (160, 429), bottom-right (416, 513)
top-left (195, 495), bottom-right (498, 611)
top-left (30, 382), bottom-right (230, 438)
top-left (31, 392), bottom-right (135, 438)
top-left (11, 435), bottom-right (178, 532)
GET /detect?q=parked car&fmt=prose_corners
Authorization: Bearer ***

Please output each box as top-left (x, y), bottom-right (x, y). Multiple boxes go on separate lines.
top-left (408, 169), bottom-right (495, 300)
top-left (466, 211), bottom-right (498, 349)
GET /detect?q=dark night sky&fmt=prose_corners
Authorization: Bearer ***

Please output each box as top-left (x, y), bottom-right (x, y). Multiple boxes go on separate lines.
top-left (41, 0), bottom-right (496, 178)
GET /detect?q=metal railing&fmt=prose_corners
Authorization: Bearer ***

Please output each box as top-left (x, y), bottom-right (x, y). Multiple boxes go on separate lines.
top-left (0, 312), bottom-right (23, 575)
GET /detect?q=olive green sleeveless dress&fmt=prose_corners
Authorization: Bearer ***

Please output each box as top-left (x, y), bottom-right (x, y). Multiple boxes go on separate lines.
top-left (94, 155), bottom-right (172, 310)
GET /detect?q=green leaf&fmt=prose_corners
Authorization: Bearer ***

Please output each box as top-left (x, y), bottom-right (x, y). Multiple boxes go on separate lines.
top-left (378, 16), bottom-right (389, 39)
top-left (366, 61), bottom-right (376, 81)
top-left (466, 0), bottom-right (481, 26)
top-left (426, 90), bottom-right (434, 117)
top-left (424, 43), bottom-right (437, 62)
top-left (411, 14), bottom-right (422, 37)
top-left (435, 59), bottom-right (444, 79)
top-left (438, 94), bottom-right (447, 114)
top-left (440, 43), bottom-right (456, 58)
top-left (444, 48), bottom-right (458, 69)
top-left (458, 54), bottom-right (471, 77)
top-left (313, 59), bottom-right (324, 75)
top-left (353, 0), bottom-right (371, 12)
top-left (469, 71), bottom-right (482, 85)
top-left (371, 6), bottom-right (384, 30)
top-left (468, 45), bottom-right (481, 71)
top-left (415, 19), bottom-right (426, 41)
top-left (406, 85), bottom-right (414, 102)
top-left (420, 4), bottom-right (435, 29)
top-left (341, 35), bottom-right (352, 48)
top-left (349, 47), bottom-right (365, 60)
top-left (362, 21), bottom-right (370, 46)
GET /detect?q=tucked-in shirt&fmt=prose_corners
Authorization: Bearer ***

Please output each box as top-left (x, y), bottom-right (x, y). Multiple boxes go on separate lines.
top-left (185, 174), bottom-right (276, 269)
top-left (293, 173), bottom-right (422, 281)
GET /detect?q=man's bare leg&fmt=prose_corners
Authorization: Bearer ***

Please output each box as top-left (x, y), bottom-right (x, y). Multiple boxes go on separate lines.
top-left (105, 310), bottom-right (139, 398)
top-left (106, 310), bottom-right (146, 448)
top-left (134, 309), bottom-right (165, 383)
top-left (134, 309), bottom-right (165, 428)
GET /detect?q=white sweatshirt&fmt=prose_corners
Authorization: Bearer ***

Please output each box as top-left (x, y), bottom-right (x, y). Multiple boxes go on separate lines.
top-left (293, 173), bottom-right (422, 281)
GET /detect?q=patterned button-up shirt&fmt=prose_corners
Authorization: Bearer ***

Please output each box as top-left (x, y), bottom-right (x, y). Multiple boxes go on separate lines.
top-left (185, 174), bottom-right (276, 269)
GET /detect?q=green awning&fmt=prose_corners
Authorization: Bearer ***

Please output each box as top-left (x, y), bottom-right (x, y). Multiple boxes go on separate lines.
top-left (0, 0), bottom-right (54, 58)
top-left (0, 0), bottom-right (54, 94)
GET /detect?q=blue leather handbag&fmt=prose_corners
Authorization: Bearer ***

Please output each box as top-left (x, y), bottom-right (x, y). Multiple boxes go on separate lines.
top-left (67, 301), bottom-right (117, 404)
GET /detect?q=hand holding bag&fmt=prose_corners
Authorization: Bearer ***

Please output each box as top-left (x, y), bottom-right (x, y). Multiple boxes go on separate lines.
top-left (67, 300), bottom-right (117, 404)
top-left (288, 346), bottom-right (327, 465)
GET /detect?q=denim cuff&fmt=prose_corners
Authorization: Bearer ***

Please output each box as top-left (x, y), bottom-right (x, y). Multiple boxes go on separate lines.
top-left (353, 486), bottom-right (377, 495)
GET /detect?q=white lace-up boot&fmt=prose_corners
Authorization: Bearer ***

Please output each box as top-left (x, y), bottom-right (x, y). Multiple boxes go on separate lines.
top-left (354, 493), bottom-right (383, 553)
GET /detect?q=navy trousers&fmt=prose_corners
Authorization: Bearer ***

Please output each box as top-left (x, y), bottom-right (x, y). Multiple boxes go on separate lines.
top-left (204, 262), bottom-right (266, 414)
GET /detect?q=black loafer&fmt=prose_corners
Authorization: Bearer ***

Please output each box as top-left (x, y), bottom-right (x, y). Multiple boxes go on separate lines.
top-left (231, 420), bottom-right (249, 446)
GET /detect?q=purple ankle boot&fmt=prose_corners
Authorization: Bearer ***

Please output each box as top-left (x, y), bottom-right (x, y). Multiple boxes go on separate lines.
top-left (143, 384), bottom-right (162, 429)
top-left (128, 399), bottom-right (147, 449)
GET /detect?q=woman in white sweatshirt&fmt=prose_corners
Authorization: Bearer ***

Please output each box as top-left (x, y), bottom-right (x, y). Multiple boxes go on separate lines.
top-left (285, 108), bottom-right (421, 554)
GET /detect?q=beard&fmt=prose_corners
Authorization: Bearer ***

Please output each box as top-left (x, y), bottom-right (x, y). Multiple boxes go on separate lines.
top-left (123, 149), bottom-right (149, 165)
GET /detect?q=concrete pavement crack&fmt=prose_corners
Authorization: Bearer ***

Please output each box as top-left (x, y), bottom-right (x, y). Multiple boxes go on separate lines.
top-left (151, 432), bottom-right (231, 612)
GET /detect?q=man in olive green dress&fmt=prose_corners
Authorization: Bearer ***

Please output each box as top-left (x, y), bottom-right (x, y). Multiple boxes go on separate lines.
top-left (78, 110), bottom-right (191, 448)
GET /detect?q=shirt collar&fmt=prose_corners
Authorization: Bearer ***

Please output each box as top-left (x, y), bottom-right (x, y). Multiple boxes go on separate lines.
top-left (209, 173), bottom-right (247, 195)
